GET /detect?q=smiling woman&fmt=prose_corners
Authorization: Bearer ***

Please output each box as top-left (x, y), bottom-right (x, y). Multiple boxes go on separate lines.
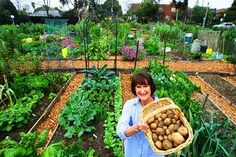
top-left (116, 71), bottom-right (164, 157)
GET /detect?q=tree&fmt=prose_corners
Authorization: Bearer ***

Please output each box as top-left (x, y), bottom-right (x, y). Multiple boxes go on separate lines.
top-left (60, 0), bottom-right (88, 20)
top-left (225, 0), bottom-right (236, 22)
top-left (102, 0), bottom-right (122, 16)
top-left (0, 0), bottom-right (18, 24)
top-left (135, 0), bottom-right (159, 23)
top-left (191, 5), bottom-right (211, 25)
top-left (172, 0), bottom-right (188, 22)
top-left (43, 0), bottom-right (50, 16)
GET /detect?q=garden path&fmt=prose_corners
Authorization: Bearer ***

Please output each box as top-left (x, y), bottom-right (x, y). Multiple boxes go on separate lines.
top-left (40, 59), bottom-right (235, 74)
top-left (36, 73), bottom-right (84, 151)
top-left (120, 73), bottom-right (134, 105)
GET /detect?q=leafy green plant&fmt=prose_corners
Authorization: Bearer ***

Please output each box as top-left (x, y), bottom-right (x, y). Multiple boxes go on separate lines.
top-left (0, 75), bottom-right (17, 106)
top-left (0, 90), bottom-right (44, 131)
top-left (0, 130), bottom-right (48, 157)
top-left (143, 35), bottom-right (162, 55)
top-left (60, 67), bottom-right (117, 138)
top-left (43, 43), bottom-right (61, 59)
top-left (12, 74), bottom-right (48, 97)
top-left (147, 60), bottom-right (202, 118)
top-left (59, 91), bottom-right (98, 138)
top-left (154, 23), bottom-right (179, 64)
top-left (48, 93), bottom-right (56, 100)
top-left (170, 111), bottom-right (236, 157)
top-left (188, 51), bottom-right (202, 61)
top-left (103, 77), bottom-right (123, 157)
top-left (88, 40), bottom-right (108, 60)
top-left (82, 64), bottom-right (115, 82)
top-left (40, 141), bottom-right (96, 157)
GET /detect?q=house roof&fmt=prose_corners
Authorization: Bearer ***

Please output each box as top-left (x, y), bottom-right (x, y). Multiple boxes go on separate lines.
top-left (30, 10), bottom-right (61, 17)
top-left (216, 8), bottom-right (226, 14)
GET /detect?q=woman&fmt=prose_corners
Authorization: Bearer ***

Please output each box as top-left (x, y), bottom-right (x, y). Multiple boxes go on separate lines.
top-left (116, 71), bottom-right (163, 157)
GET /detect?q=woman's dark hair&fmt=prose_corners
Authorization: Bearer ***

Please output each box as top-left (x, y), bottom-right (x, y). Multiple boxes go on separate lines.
top-left (131, 71), bottom-right (156, 96)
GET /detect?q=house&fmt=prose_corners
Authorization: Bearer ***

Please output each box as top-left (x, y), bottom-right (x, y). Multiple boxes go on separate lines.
top-left (128, 3), bottom-right (176, 22)
top-left (30, 10), bottom-right (61, 17)
top-left (158, 4), bottom-right (176, 21)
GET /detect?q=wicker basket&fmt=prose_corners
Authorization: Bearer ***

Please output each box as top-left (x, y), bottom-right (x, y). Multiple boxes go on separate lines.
top-left (140, 98), bottom-right (193, 155)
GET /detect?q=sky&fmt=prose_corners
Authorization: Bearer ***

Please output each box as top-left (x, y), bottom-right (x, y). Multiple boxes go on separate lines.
top-left (10, 0), bottom-right (234, 13)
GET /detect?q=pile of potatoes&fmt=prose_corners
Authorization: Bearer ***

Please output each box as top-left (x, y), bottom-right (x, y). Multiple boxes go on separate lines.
top-left (147, 109), bottom-right (189, 150)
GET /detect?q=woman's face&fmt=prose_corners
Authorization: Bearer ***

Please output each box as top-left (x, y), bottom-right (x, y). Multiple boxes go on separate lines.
top-left (135, 83), bottom-right (152, 102)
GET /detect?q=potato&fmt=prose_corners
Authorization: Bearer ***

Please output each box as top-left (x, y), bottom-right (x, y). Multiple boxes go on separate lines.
top-left (174, 115), bottom-right (179, 120)
top-left (168, 134), bottom-right (172, 141)
top-left (158, 121), bottom-right (164, 127)
top-left (147, 117), bottom-right (155, 124)
top-left (151, 129), bottom-right (156, 133)
top-left (162, 140), bottom-right (173, 150)
top-left (156, 127), bottom-right (165, 136)
top-left (164, 118), bottom-right (172, 126)
top-left (168, 114), bottom-right (174, 119)
top-left (177, 126), bottom-right (188, 137)
top-left (158, 135), bottom-right (164, 141)
top-left (161, 114), bottom-right (167, 119)
top-left (152, 133), bottom-right (158, 142)
top-left (166, 110), bottom-right (174, 118)
top-left (177, 120), bottom-right (182, 125)
top-left (154, 119), bottom-right (159, 124)
top-left (173, 124), bottom-right (180, 131)
top-left (155, 141), bottom-right (163, 150)
top-left (166, 110), bottom-right (173, 115)
top-left (168, 124), bottom-right (175, 132)
top-left (171, 132), bottom-right (185, 145)
top-left (150, 123), bottom-right (158, 129)
top-left (172, 119), bottom-right (177, 124)
top-left (164, 135), bottom-right (168, 140)
top-left (165, 128), bottom-right (171, 135)
top-left (158, 117), bottom-right (162, 122)
top-left (163, 126), bottom-right (167, 130)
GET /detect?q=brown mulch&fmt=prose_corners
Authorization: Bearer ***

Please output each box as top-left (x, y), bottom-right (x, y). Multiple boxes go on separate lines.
top-left (120, 73), bottom-right (135, 105)
top-left (40, 59), bottom-right (236, 74)
top-left (224, 76), bottom-right (236, 87)
top-left (36, 74), bottom-right (84, 150)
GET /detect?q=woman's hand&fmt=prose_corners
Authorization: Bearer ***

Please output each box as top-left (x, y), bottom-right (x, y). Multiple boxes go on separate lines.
top-left (136, 123), bottom-right (149, 133)
top-left (125, 122), bottom-right (149, 137)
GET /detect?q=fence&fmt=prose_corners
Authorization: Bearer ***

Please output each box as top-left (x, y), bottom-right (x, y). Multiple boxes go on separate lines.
top-left (197, 30), bottom-right (221, 51)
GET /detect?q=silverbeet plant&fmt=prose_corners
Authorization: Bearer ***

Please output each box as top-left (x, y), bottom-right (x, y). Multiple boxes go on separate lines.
top-left (81, 64), bottom-right (115, 82)
top-left (59, 91), bottom-right (98, 138)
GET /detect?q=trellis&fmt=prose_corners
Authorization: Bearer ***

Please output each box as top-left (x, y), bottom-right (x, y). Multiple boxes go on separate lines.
top-left (82, 8), bottom-right (118, 74)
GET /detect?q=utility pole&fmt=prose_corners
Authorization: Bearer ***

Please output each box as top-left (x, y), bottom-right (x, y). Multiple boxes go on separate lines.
top-left (202, 2), bottom-right (209, 28)
top-left (111, 0), bottom-right (114, 14)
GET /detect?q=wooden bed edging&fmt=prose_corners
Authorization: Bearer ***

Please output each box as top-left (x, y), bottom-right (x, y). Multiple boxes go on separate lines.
top-left (27, 72), bottom-right (77, 133)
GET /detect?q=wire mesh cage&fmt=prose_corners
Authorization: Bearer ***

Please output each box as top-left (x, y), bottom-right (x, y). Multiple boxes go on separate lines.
top-left (45, 19), bottom-right (68, 35)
